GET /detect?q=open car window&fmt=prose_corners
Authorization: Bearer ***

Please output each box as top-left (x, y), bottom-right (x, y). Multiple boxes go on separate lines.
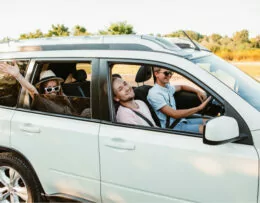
top-left (0, 60), bottom-right (29, 107)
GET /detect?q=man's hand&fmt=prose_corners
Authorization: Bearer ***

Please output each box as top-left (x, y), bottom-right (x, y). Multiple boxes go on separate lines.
top-left (196, 91), bottom-right (207, 102)
top-left (0, 61), bottom-right (20, 78)
top-left (198, 96), bottom-right (212, 111)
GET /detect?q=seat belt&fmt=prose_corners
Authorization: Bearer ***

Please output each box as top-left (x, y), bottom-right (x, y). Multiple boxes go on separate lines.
top-left (166, 90), bottom-right (180, 129)
top-left (167, 117), bottom-right (181, 129)
top-left (120, 104), bottom-right (155, 127)
top-left (130, 109), bottom-right (155, 127)
top-left (77, 86), bottom-right (86, 97)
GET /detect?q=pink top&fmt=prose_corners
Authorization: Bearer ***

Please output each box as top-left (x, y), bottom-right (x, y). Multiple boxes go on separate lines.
top-left (116, 100), bottom-right (156, 127)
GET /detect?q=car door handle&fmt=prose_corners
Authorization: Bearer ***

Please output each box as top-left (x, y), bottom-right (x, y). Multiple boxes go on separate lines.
top-left (19, 124), bottom-right (41, 133)
top-left (105, 138), bottom-right (136, 150)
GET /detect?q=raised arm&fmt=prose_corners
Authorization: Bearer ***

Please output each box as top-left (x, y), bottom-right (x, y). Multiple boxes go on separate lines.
top-left (160, 96), bottom-right (212, 119)
top-left (174, 85), bottom-right (207, 102)
top-left (0, 61), bottom-right (38, 99)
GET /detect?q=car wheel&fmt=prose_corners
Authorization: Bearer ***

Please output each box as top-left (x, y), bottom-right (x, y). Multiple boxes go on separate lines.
top-left (0, 152), bottom-right (43, 203)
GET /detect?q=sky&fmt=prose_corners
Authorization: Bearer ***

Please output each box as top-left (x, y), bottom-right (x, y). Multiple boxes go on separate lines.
top-left (0, 0), bottom-right (259, 39)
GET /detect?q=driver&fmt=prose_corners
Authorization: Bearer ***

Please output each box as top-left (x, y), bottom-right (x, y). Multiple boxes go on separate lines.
top-left (147, 67), bottom-right (211, 134)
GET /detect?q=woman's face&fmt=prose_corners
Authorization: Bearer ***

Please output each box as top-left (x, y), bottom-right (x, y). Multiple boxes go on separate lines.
top-left (43, 80), bottom-right (61, 95)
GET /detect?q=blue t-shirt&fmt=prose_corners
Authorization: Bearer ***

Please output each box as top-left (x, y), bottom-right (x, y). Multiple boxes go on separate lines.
top-left (147, 83), bottom-right (177, 128)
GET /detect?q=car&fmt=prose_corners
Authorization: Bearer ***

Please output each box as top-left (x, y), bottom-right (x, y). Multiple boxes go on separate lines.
top-left (0, 35), bottom-right (260, 203)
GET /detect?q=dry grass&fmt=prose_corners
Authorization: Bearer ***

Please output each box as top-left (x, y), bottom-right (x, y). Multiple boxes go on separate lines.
top-left (216, 49), bottom-right (260, 61)
top-left (232, 62), bottom-right (260, 79)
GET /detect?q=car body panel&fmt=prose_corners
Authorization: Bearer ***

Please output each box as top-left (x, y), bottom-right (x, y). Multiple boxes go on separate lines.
top-left (0, 108), bottom-right (15, 147)
top-left (0, 36), bottom-right (259, 202)
top-left (10, 111), bottom-right (101, 202)
top-left (99, 124), bottom-right (258, 202)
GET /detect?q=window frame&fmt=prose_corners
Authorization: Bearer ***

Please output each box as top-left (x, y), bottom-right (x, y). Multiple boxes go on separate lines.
top-left (17, 57), bottom-right (101, 122)
top-left (100, 58), bottom-right (253, 145)
top-left (0, 59), bottom-right (30, 109)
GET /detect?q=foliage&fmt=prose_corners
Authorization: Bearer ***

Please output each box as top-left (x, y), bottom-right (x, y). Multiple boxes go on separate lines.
top-left (2, 24), bottom-right (260, 61)
top-left (251, 35), bottom-right (260, 48)
top-left (0, 37), bottom-right (12, 43)
top-left (45, 24), bottom-right (70, 37)
top-left (233, 29), bottom-right (249, 43)
top-left (98, 21), bottom-right (135, 35)
top-left (19, 29), bottom-right (44, 39)
top-left (164, 30), bottom-right (204, 42)
top-left (216, 49), bottom-right (260, 61)
top-left (73, 25), bottom-right (90, 36)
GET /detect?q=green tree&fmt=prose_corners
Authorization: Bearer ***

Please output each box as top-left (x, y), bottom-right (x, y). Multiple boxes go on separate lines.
top-left (45, 24), bottom-right (70, 37)
top-left (99, 21), bottom-right (135, 35)
top-left (219, 36), bottom-right (233, 46)
top-left (19, 29), bottom-right (44, 39)
top-left (233, 29), bottom-right (249, 43)
top-left (210, 33), bottom-right (222, 43)
top-left (73, 25), bottom-right (90, 36)
top-left (251, 35), bottom-right (260, 48)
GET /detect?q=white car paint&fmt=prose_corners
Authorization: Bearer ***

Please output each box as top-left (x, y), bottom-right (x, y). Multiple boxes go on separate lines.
top-left (1, 36), bottom-right (260, 202)
top-left (10, 111), bottom-right (101, 202)
top-left (99, 124), bottom-right (258, 203)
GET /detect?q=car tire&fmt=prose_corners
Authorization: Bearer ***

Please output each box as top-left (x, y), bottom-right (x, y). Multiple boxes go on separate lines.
top-left (0, 152), bottom-right (44, 203)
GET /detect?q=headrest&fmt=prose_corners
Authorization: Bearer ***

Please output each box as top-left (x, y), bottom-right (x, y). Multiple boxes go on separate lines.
top-left (135, 65), bottom-right (152, 83)
top-left (49, 63), bottom-right (76, 80)
top-left (73, 70), bottom-right (87, 82)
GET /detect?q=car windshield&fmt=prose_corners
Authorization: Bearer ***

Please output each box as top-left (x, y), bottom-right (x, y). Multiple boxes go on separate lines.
top-left (191, 55), bottom-right (260, 111)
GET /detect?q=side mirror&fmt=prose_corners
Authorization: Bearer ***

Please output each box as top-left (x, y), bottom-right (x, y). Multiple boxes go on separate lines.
top-left (203, 116), bottom-right (241, 145)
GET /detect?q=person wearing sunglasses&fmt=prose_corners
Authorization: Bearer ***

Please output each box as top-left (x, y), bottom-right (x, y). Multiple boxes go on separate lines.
top-left (36, 70), bottom-right (64, 96)
top-left (0, 62), bottom-right (91, 117)
top-left (147, 67), bottom-right (212, 134)
top-left (0, 61), bottom-right (64, 98)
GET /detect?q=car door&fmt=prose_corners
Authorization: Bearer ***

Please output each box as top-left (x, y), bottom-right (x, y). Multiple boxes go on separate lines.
top-left (10, 59), bottom-right (101, 202)
top-left (98, 59), bottom-right (259, 203)
top-left (0, 60), bottom-right (29, 148)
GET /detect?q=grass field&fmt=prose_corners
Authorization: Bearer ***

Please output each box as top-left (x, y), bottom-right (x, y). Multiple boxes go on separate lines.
top-left (232, 62), bottom-right (260, 79)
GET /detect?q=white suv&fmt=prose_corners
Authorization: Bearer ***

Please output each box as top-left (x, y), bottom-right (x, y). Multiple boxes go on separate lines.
top-left (0, 35), bottom-right (260, 203)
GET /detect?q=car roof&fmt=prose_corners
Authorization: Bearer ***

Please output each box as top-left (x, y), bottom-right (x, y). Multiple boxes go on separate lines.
top-left (0, 35), bottom-right (194, 57)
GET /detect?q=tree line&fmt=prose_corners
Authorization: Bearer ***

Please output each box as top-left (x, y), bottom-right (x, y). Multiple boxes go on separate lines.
top-left (1, 21), bottom-right (259, 61)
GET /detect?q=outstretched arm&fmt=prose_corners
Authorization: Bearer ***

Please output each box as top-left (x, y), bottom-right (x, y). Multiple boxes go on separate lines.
top-left (0, 61), bottom-right (38, 99)
top-left (160, 96), bottom-right (212, 119)
top-left (174, 85), bottom-right (207, 102)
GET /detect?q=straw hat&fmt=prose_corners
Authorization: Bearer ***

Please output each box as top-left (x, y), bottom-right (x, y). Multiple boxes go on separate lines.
top-left (35, 70), bottom-right (64, 88)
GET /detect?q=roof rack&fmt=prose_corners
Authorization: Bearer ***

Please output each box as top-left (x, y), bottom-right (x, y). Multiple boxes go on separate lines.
top-left (0, 35), bottom-right (191, 57)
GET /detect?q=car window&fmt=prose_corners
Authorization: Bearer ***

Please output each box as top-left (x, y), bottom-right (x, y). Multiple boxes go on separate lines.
top-left (25, 61), bottom-right (92, 118)
top-left (192, 55), bottom-right (260, 111)
top-left (110, 62), bottom-right (224, 135)
top-left (0, 60), bottom-right (28, 107)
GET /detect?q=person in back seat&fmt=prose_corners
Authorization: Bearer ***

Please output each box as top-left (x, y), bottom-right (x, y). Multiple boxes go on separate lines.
top-left (112, 77), bottom-right (157, 127)
top-left (63, 69), bottom-right (90, 97)
top-left (0, 61), bottom-right (91, 117)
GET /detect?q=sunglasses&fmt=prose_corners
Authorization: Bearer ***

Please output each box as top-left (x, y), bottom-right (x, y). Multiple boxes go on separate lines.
top-left (44, 85), bottom-right (61, 93)
top-left (159, 71), bottom-right (173, 77)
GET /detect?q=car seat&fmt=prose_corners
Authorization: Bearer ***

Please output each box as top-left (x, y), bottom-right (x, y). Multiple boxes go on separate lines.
top-left (62, 70), bottom-right (90, 97)
top-left (134, 65), bottom-right (161, 127)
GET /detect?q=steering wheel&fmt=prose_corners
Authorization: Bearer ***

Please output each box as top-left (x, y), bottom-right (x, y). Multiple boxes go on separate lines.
top-left (200, 96), bottom-right (214, 116)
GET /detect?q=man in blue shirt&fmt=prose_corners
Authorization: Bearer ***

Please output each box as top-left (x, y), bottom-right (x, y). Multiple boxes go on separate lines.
top-left (147, 67), bottom-right (211, 134)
